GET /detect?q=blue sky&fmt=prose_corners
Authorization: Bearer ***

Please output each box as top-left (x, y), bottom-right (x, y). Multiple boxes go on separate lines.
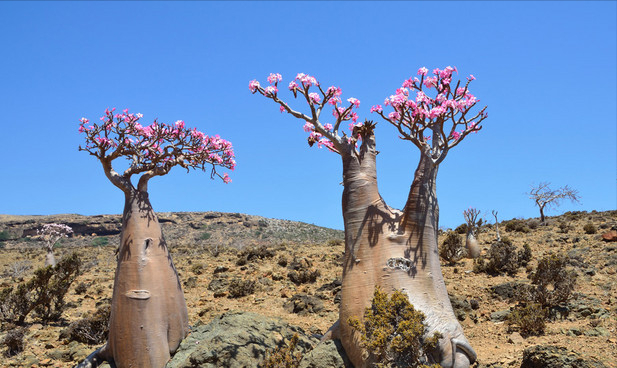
top-left (0, 1), bottom-right (615, 231)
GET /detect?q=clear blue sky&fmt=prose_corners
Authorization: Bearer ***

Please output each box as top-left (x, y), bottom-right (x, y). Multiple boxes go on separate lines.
top-left (1, 1), bottom-right (615, 231)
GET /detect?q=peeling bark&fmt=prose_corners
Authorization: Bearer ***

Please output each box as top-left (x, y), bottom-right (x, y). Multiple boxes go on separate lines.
top-left (337, 133), bottom-right (475, 368)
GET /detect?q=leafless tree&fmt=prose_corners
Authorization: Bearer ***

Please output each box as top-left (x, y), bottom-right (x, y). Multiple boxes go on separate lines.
top-left (529, 182), bottom-right (580, 223)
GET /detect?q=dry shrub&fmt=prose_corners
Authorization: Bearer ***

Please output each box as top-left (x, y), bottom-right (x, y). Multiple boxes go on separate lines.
top-left (0, 252), bottom-right (81, 324)
top-left (439, 231), bottom-right (464, 265)
top-left (260, 333), bottom-right (302, 368)
top-left (2, 326), bottom-right (26, 357)
top-left (517, 243), bottom-right (533, 267)
top-left (348, 287), bottom-right (441, 368)
top-left (228, 278), bottom-right (255, 298)
top-left (508, 303), bottom-right (547, 337)
top-left (474, 238), bottom-right (520, 276)
top-left (236, 245), bottom-right (276, 265)
top-left (524, 253), bottom-right (577, 310)
top-left (583, 223), bottom-right (597, 234)
top-left (61, 303), bottom-right (110, 345)
top-left (504, 219), bottom-right (531, 233)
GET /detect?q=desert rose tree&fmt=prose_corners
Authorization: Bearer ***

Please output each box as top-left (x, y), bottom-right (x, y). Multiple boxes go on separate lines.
top-left (38, 223), bottom-right (73, 266)
top-left (250, 68), bottom-right (486, 368)
top-left (462, 208), bottom-right (481, 258)
top-left (77, 109), bottom-right (235, 368)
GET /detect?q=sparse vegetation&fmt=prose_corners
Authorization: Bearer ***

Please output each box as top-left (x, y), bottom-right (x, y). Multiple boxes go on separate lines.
top-left (228, 278), bottom-right (256, 298)
top-left (347, 287), bottom-right (442, 368)
top-left (2, 326), bottom-right (26, 357)
top-left (260, 333), bottom-right (302, 368)
top-left (504, 219), bottom-right (531, 233)
top-left (439, 231), bottom-right (464, 265)
top-left (0, 253), bottom-right (81, 324)
top-left (583, 223), bottom-right (597, 234)
top-left (91, 237), bottom-right (109, 247)
top-left (508, 303), bottom-right (547, 336)
top-left (474, 238), bottom-right (521, 276)
top-left (61, 303), bottom-right (110, 345)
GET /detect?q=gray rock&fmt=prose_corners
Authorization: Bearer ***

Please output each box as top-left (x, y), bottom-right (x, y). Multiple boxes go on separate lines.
top-left (490, 281), bottom-right (526, 301)
top-left (283, 293), bottom-right (324, 315)
top-left (490, 309), bottom-right (511, 322)
top-left (521, 345), bottom-right (607, 368)
top-left (449, 294), bottom-right (472, 321)
top-left (299, 339), bottom-right (353, 368)
top-left (167, 311), bottom-right (317, 368)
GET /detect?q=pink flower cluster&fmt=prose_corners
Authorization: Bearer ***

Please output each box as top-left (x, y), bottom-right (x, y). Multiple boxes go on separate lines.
top-left (249, 73), bottom-right (365, 153)
top-left (79, 108), bottom-right (235, 182)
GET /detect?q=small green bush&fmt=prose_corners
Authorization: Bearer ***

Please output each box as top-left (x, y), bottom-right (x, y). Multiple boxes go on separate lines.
top-left (260, 333), bottom-right (302, 368)
top-left (504, 219), bottom-right (530, 233)
top-left (476, 238), bottom-right (520, 276)
top-left (583, 223), bottom-right (597, 234)
top-left (0, 253), bottom-right (81, 324)
top-left (91, 237), bottom-right (109, 247)
top-left (439, 231), bottom-right (464, 265)
top-left (199, 232), bottom-right (212, 240)
top-left (348, 287), bottom-right (442, 368)
top-left (0, 231), bottom-right (10, 242)
top-left (517, 243), bottom-right (533, 267)
top-left (527, 253), bottom-right (577, 310)
top-left (508, 303), bottom-right (547, 336)
top-left (557, 221), bottom-right (573, 234)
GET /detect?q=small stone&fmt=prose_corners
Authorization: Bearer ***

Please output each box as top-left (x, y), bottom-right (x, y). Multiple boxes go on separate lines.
top-left (508, 332), bottom-right (524, 344)
top-left (601, 230), bottom-right (617, 242)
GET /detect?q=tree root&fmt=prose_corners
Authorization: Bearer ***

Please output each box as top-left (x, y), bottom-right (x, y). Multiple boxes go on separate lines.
top-left (74, 344), bottom-right (114, 368)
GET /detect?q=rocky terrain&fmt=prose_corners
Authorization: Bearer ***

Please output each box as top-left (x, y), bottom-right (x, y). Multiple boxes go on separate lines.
top-left (0, 210), bottom-right (615, 368)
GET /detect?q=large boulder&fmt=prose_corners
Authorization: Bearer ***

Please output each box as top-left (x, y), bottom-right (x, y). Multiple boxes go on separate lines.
top-left (521, 345), bottom-right (606, 368)
top-left (167, 311), bottom-right (319, 368)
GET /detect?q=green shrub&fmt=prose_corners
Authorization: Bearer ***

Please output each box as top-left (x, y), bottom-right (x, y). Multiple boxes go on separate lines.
top-left (347, 287), bottom-right (442, 368)
top-left (557, 221), bottom-right (573, 234)
top-left (475, 238), bottom-right (520, 276)
top-left (0, 253), bottom-right (81, 324)
top-left (199, 232), bottom-right (212, 240)
top-left (260, 333), bottom-right (302, 368)
top-left (526, 253), bottom-right (577, 310)
top-left (583, 223), bottom-right (597, 234)
top-left (517, 243), bottom-right (533, 267)
top-left (439, 231), bottom-right (464, 265)
top-left (0, 231), bottom-right (10, 242)
top-left (508, 303), bottom-right (547, 336)
top-left (191, 263), bottom-right (205, 275)
top-left (504, 219), bottom-right (530, 233)
top-left (91, 237), bottom-right (109, 247)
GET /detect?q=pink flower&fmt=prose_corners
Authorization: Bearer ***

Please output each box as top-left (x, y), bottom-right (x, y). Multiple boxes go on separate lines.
top-left (267, 73), bottom-right (282, 84)
top-left (288, 81), bottom-right (299, 90)
top-left (333, 107), bottom-right (346, 119)
top-left (280, 105), bottom-right (286, 113)
top-left (427, 106), bottom-right (446, 119)
top-left (402, 78), bottom-right (414, 88)
top-left (79, 117), bottom-right (89, 124)
top-left (295, 73), bottom-right (318, 87)
top-left (327, 86), bottom-right (342, 97)
top-left (347, 97), bottom-right (360, 108)
top-left (350, 112), bottom-right (358, 123)
top-left (388, 111), bottom-right (401, 120)
top-left (328, 96), bottom-right (341, 106)
top-left (222, 173), bottom-right (232, 184)
top-left (174, 120), bottom-right (185, 129)
top-left (264, 86), bottom-right (278, 96)
top-left (308, 92), bottom-right (321, 104)
top-left (303, 121), bottom-right (315, 132)
top-left (324, 123), bottom-right (333, 131)
top-left (450, 131), bottom-right (461, 141)
top-left (417, 67), bottom-right (428, 76)
top-left (423, 76), bottom-right (438, 88)
top-left (249, 80), bottom-right (260, 92)
top-left (370, 105), bottom-right (383, 113)
top-left (468, 74), bottom-right (476, 81)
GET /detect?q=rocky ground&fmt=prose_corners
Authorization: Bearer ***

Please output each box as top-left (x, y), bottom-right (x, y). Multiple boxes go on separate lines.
top-left (0, 210), bottom-right (615, 368)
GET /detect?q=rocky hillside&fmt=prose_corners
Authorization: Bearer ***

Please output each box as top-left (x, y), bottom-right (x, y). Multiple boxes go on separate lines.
top-left (0, 210), bottom-right (615, 368)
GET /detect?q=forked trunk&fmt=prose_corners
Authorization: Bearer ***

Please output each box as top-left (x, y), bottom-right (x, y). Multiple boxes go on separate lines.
top-left (102, 190), bottom-right (189, 367)
top-left (337, 136), bottom-right (475, 368)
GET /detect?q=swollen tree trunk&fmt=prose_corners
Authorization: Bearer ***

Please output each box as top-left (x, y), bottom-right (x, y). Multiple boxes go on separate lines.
top-left (337, 135), bottom-right (475, 368)
top-left (45, 248), bottom-right (57, 267)
top-left (465, 232), bottom-right (480, 259)
top-left (95, 189), bottom-right (189, 367)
